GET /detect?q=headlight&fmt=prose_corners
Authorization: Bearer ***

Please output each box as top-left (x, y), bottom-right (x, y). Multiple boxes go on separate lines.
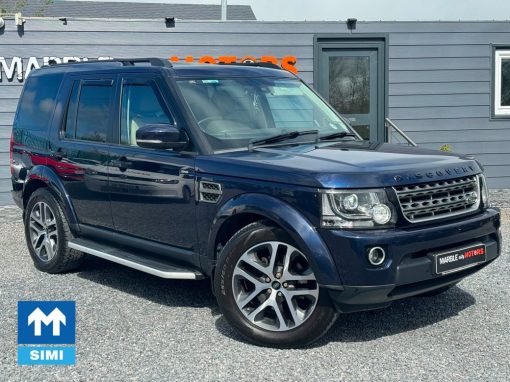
top-left (478, 174), bottom-right (490, 208)
top-left (321, 189), bottom-right (396, 229)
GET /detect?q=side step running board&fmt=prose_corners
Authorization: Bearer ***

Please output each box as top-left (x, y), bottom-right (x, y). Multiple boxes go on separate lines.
top-left (69, 238), bottom-right (204, 280)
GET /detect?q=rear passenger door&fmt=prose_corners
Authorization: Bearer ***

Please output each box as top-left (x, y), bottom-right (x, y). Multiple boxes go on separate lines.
top-left (49, 75), bottom-right (116, 229)
top-left (108, 74), bottom-right (197, 251)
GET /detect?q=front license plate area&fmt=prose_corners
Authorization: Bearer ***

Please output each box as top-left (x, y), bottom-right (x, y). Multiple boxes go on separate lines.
top-left (434, 243), bottom-right (486, 275)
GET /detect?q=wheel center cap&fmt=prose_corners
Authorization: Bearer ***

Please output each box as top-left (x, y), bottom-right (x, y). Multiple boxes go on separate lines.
top-left (271, 281), bottom-right (281, 290)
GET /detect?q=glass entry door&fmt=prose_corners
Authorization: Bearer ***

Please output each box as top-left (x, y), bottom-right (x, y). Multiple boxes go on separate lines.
top-left (315, 38), bottom-right (387, 142)
top-left (325, 51), bottom-right (377, 139)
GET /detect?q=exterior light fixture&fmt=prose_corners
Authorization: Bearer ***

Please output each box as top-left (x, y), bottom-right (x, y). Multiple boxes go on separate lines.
top-left (347, 18), bottom-right (357, 30)
top-left (165, 17), bottom-right (175, 27)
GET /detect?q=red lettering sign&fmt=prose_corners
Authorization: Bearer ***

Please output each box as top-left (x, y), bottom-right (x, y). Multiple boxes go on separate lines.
top-left (166, 55), bottom-right (298, 73)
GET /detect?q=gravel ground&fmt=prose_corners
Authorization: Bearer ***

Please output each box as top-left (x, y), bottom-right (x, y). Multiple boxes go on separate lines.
top-left (490, 189), bottom-right (510, 208)
top-left (0, 205), bottom-right (509, 382)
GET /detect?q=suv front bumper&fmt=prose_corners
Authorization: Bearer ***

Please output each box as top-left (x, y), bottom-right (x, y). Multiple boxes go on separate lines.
top-left (319, 208), bottom-right (501, 313)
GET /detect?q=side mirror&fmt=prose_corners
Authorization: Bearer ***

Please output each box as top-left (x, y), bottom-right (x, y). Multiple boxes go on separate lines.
top-left (136, 124), bottom-right (189, 150)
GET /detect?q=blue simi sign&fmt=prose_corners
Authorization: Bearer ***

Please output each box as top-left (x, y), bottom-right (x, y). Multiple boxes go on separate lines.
top-left (18, 301), bottom-right (75, 344)
top-left (17, 301), bottom-right (76, 366)
top-left (18, 346), bottom-right (76, 366)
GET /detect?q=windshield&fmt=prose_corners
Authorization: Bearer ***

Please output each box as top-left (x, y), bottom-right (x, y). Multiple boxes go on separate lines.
top-left (176, 77), bottom-right (353, 151)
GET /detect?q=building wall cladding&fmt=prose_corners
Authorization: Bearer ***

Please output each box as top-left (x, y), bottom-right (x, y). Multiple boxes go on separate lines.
top-left (0, 19), bottom-right (509, 204)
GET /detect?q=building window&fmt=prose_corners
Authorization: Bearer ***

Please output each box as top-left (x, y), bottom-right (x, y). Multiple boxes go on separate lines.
top-left (494, 49), bottom-right (510, 117)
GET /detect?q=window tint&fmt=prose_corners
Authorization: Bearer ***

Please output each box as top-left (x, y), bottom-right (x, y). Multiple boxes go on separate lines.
top-left (266, 92), bottom-right (314, 129)
top-left (64, 81), bottom-right (80, 139)
top-left (16, 73), bottom-right (63, 131)
top-left (74, 83), bottom-right (113, 142)
top-left (177, 78), bottom-right (350, 151)
top-left (120, 83), bottom-right (171, 146)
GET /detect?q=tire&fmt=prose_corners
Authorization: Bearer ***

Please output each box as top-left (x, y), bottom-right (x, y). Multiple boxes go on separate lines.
top-left (24, 188), bottom-right (84, 273)
top-left (214, 220), bottom-right (337, 348)
top-left (415, 285), bottom-right (455, 297)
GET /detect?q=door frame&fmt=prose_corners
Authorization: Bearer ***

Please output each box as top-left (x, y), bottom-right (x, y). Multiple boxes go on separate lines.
top-left (313, 34), bottom-right (389, 142)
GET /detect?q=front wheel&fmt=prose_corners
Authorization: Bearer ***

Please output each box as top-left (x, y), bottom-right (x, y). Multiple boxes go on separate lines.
top-left (214, 221), bottom-right (337, 348)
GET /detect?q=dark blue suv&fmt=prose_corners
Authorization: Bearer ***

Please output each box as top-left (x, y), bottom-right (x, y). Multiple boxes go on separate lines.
top-left (11, 58), bottom-right (501, 347)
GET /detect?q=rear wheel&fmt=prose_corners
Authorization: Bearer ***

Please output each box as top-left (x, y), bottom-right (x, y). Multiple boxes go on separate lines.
top-left (24, 188), bottom-right (83, 273)
top-left (214, 221), bottom-right (337, 348)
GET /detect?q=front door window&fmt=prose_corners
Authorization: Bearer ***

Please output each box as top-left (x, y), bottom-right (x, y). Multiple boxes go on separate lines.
top-left (120, 83), bottom-right (172, 146)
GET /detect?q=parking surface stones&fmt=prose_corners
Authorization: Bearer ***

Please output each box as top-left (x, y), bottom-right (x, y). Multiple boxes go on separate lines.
top-left (0, 203), bottom-right (508, 381)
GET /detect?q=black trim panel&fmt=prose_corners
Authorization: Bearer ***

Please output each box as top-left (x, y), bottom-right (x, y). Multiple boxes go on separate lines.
top-left (79, 224), bottom-right (200, 268)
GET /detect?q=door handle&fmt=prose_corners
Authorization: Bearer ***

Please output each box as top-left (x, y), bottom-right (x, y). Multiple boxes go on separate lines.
top-left (50, 148), bottom-right (67, 161)
top-left (110, 157), bottom-right (132, 171)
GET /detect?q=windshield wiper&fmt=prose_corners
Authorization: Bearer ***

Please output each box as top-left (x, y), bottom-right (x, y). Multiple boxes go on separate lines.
top-left (319, 131), bottom-right (359, 141)
top-left (249, 129), bottom-right (319, 149)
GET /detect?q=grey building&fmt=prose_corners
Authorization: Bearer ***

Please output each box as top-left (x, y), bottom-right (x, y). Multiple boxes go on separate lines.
top-left (0, 8), bottom-right (509, 204)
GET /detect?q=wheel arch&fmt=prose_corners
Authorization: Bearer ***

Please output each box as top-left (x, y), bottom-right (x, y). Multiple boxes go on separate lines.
top-left (207, 193), bottom-right (343, 286)
top-left (23, 165), bottom-right (80, 231)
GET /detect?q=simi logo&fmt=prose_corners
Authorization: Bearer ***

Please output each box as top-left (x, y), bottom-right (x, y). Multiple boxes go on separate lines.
top-left (17, 301), bottom-right (76, 366)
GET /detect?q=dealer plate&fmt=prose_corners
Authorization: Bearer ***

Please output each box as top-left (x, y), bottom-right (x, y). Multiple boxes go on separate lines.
top-left (434, 243), bottom-right (486, 275)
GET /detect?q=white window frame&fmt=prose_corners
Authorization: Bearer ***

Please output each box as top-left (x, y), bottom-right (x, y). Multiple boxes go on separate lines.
top-left (494, 49), bottom-right (510, 116)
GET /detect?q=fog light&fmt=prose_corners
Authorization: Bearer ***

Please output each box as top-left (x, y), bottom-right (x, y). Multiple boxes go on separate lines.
top-left (368, 247), bottom-right (386, 266)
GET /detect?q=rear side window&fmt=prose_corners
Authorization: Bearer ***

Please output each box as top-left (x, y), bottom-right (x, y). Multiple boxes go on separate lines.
top-left (16, 73), bottom-right (63, 131)
top-left (64, 80), bottom-right (114, 143)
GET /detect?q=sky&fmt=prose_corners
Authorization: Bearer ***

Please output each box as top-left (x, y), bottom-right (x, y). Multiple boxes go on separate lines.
top-left (81, 0), bottom-right (510, 21)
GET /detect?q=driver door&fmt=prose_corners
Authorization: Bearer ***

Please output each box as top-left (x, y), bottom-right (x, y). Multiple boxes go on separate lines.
top-left (108, 74), bottom-right (197, 252)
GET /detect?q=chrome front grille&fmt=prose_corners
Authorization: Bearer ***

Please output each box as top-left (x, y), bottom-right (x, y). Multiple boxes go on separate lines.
top-left (394, 175), bottom-right (480, 223)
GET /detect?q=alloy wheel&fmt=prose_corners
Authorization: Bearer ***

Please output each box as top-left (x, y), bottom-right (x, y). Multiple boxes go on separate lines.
top-left (28, 201), bottom-right (58, 262)
top-left (232, 241), bottom-right (319, 331)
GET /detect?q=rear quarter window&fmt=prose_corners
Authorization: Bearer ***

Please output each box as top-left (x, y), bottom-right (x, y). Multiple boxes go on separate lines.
top-left (15, 73), bottom-right (63, 131)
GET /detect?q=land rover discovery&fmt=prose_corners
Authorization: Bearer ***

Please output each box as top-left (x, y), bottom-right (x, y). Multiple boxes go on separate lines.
top-left (11, 58), bottom-right (501, 347)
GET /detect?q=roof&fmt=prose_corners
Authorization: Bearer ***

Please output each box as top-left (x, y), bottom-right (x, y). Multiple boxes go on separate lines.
top-left (0, 0), bottom-right (256, 20)
top-left (37, 60), bottom-right (293, 78)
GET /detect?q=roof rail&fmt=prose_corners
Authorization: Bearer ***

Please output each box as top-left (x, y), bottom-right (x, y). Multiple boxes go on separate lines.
top-left (46, 58), bottom-right (173, 68)
top-left (217, 62), bottom-right (283, 70)
top-left (115, 58), bottom-right (173, 68)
